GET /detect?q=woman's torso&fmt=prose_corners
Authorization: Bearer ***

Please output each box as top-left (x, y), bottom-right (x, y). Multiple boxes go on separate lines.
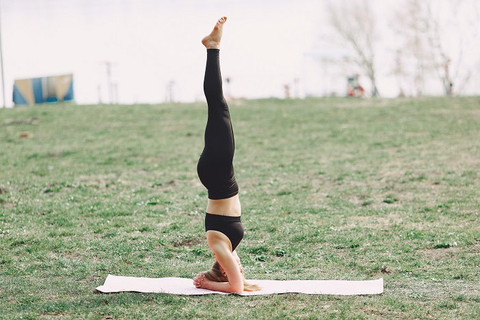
top-left (206, 194), bottom-right (241, 217)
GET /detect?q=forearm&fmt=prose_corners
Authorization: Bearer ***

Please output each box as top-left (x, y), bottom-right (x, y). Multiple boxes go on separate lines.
top-left (204, 280), bottom-right (243, 294)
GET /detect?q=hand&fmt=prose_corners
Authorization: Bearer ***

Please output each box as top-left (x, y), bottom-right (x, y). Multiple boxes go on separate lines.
top-left (193, 272), bottom-right (210, 289)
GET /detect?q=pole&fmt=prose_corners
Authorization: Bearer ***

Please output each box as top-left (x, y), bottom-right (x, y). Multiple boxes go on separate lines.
top-left (104, 61), bottom-right (112, 104)
top-left (0, 0), bottom-right (6, 108)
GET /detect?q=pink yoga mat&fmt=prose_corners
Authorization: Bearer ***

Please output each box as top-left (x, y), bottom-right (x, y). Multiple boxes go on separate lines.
top-left (96, 275), bottom-right (383, 296)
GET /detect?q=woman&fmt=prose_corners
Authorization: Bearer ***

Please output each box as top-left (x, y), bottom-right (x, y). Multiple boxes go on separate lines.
top-left (192, 17), bottom-right (259, 294)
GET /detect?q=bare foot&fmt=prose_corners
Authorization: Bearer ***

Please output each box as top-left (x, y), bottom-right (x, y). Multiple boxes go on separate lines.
top-left (202, 16), bottom-right (227, 49)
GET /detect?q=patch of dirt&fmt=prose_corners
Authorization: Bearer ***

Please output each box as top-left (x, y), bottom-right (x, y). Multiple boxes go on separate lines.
top-left (0, 201), bottom-right (15, 208)
top-left (393, 278), bottom-right (479, 300)
top-left (190, 178), bottom-right (203, 188)
top-left (347, 194), bottom-right (402, 209)
top-left (5, 117), bottom-right (39, 125)
top-left (79, 275), bottom-right (104, 283)
top-left (435, 108), bottom-right (480, 118)
top-left (349, 214), bottom-right (404, 228)
top-left (19, 132), bottom-right (33, 138)
top-left (157, 222), bottom-right (172, 228)
top-left (75, 173), bottom-right (118, 189)
top-left (360, 307), bottom-right (386, 317)
top-left (49, 251), bottom-right (82, 261)
top-left (172, 236), bottom-right (202, 247)
top-left (117, 179), bottom-right (144, 187)
top-left (416, 246), bottom-right (463, 261)
top-left (47, 152), bottom-right (62, 157)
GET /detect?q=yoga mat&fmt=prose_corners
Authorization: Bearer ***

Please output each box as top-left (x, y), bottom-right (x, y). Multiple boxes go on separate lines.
top-left (96, 275), bottom-right (383, 296)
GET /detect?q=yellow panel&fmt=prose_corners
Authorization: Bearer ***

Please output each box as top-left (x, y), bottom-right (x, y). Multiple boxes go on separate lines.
top-left (14, 79), bottom-right (35, 105)
top-left (54, 74), bottom-right (73, 101)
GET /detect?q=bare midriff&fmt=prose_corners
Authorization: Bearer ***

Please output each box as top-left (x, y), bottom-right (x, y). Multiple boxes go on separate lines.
top-left (206, 194), bottom-right (241, 217)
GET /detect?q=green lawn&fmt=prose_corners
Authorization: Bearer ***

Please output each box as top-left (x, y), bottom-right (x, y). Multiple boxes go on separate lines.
top-left (1, 97), bottom-right (479, 319)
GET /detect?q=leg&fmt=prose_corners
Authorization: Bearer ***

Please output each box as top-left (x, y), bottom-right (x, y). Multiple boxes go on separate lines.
top-left (197, 17), bottom-right (238, 200)
top-left (203, 49), bottom-right (235, 165)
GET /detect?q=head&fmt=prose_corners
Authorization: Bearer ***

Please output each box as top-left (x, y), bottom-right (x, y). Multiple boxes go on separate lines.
top-left (204, 261), bottom-right (260, 292)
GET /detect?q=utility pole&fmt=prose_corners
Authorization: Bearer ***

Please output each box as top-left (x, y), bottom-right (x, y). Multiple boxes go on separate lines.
top-left (100, 61), bottom-right (115, 104)
top-left (105, 61), bottom-right (113, 104)
top-left (165, 80), bottom-right (175, 102)
top-left (0, 0), bottom-right (6, 108)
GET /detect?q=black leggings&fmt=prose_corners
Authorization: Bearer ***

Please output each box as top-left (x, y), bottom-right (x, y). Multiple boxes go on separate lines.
top-left (197, 49), bottom-right (239, 200)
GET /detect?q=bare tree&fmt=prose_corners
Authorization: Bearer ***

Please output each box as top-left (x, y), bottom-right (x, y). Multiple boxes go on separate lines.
top-left (328, 0), bottom-right (380, 97)
top-left (391, 0), bottom-right (430, 96)
top-left (392, 49), bottom-right (407, 97)
top-left (422, 1), bottom-right (455, 96)
top-left (394, 0), bottom-right (480, 96)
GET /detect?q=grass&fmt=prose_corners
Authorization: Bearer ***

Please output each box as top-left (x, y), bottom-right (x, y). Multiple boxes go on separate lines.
top-left (0, 97), bottom-right (479, 319)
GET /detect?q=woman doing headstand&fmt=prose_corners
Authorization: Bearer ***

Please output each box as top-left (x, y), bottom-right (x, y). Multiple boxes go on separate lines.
top-left (192, 17), bottom-right (259, 294)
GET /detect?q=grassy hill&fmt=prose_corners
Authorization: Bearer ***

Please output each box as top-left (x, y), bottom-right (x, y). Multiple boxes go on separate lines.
top-left (1, 97), bottom-right (479, 319)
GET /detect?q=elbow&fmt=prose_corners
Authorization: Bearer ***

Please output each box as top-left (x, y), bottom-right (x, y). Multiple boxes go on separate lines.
top-left (231, 288), bottom-right (244, 294)
top-left (230, 283), bottom-right (244, 294)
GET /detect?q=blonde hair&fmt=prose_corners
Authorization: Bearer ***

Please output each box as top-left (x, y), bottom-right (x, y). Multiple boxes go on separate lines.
top-left (204, 261), bottom-right (261, 292)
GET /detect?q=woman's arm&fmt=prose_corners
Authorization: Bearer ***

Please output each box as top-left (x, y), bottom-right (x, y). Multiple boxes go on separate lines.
top-left (195, 277), bottom-right (239, 293)
top-left (194, 231), bottom-right (244, 293)
top-left (212, 245), bottom-right (244, 293)
top-left (192, 252), bottom-right (244, 294)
